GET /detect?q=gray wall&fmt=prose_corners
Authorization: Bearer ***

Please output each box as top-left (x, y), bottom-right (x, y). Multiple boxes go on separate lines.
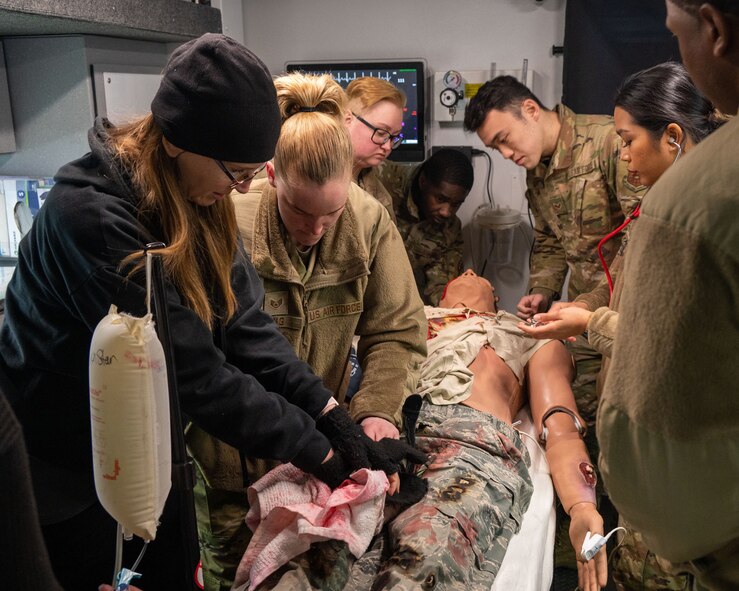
top-left (0, 36), bottom-right (170, 177)
top-left (242, 0), bottom-right (568, 309)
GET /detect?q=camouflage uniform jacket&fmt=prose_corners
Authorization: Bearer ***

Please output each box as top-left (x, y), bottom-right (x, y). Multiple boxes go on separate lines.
top-left (236, 178), bottom-right (426, 428)
top-left (526, 104), bottom-right (643, 301)
top-left (379, 160), bottom-right (464, 306)
top-left (357, 166), bottom-right (396, 223)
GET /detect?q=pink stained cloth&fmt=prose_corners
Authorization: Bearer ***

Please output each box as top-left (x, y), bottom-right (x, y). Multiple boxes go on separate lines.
top-left (233, 463), bottom-right (389, 590)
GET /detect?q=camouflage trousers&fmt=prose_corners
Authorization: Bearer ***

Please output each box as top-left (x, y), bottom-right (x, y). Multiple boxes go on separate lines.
top-left (257, 402), bottom-right (533, 591)
top-left (193, 470), bottom-right (252, 591)
top-left (188, 421), bottom-right (278, 591)
top-left (612, 519), bottom-right (691, 591)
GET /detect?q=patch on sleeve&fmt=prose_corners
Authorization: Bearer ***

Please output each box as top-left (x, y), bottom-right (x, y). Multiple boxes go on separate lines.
top-left (263, 291), bottom-right (289, 315)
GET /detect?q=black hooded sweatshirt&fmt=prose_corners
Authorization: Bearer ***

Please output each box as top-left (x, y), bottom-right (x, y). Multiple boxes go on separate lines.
top-left (0, 119), bottom-right (332, 522)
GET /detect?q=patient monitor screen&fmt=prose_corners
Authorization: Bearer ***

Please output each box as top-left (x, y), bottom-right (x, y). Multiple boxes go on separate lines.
top-left (285, 60), bottom-right (426, 162)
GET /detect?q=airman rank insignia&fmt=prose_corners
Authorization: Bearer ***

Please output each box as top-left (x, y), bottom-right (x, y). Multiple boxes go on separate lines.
top-left (264, 291), bottom-right (289, 315)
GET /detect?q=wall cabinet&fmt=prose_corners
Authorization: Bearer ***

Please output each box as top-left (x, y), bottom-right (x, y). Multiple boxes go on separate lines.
top-left (0, 0), bottom-right (221, 175)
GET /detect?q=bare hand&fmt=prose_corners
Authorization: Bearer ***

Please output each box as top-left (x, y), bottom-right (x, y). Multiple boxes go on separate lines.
top-left (518, 306), bottom-right (592, 341)
top-left (516, 293), bottom-right (551, 319)
top-left (548, 300), bottom-right (590, 313)
top-left (361, 416), bottom-right (400, 441)
top-left (569, 502), bottom-right (608, 591)
top-left (386, 472), bottom-right (400, 496)
top-left (360, 418), bottom-right (402, 494)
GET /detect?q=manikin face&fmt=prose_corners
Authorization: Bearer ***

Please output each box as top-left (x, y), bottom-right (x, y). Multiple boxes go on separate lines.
top-left (613, 106), bottom-right (676, 187)
top-left (418, 173), bottom-right (469, 225)
top-left (440, 269), bottom-right (498, 312)
top-left (163, 139), bottom-right (263, 207)
top-left (476, 100), bottom-right (545, 170)
top-left (268, 163), bottom-right (349, 248)
top-left (348, 99), bottom-right (404, 172)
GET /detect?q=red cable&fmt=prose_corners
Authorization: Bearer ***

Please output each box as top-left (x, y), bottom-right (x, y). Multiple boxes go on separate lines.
top-left (597, 205), bottom-right (641, 296)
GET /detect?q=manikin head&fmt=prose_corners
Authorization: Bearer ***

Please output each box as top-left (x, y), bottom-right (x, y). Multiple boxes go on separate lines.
top-left (439, 269), bottom-right (498, 313)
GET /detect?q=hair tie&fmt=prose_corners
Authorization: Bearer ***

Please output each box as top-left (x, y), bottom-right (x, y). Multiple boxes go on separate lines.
top-left (298, 106), bottom-right (318, 112)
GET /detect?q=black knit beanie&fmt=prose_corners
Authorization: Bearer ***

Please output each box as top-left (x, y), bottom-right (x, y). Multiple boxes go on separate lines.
top-left (151, 33), bottom-right (281, 163)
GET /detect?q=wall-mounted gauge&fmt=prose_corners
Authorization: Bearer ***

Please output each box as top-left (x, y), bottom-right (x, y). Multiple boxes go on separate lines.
top-left (440, 87), bottom-right (460, 108)
top-left (443, 69), bottom-right (463, 90)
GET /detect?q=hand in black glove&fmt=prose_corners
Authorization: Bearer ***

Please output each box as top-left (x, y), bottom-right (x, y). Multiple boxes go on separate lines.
top-left (312, 407), bottom-right (428, 490)
top-left (375, 437), bottom-right (428, 466)
top-left (376, 438), bottom-right (428, 505)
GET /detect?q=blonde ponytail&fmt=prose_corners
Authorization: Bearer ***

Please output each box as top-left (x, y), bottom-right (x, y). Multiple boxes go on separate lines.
top-left (273, 74), bottom-right (353, 185)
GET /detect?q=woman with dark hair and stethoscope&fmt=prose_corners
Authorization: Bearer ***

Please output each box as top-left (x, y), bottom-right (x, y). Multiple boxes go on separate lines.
top-left (519, 61), bottom-right (724, 348)
top-left (518, 61), bottom-right (726, 590)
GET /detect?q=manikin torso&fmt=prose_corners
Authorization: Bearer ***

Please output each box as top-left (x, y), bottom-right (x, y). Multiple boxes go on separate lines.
top-left (466, 344), bottom-right (525, 425)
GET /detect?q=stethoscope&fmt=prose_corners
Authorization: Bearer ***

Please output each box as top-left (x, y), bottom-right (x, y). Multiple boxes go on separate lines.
top-left (596, 138), bottom-right (683, 295)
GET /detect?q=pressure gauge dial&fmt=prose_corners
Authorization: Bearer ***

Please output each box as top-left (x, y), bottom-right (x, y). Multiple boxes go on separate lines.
top-left (443, 70), bottom-right (463, 89)
top-left (440, 88), bottom-right (460, 108)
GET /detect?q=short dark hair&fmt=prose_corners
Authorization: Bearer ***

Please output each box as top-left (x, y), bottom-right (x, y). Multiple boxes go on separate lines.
top-left (418, 148), bottom-right (474, 191)
top-left (668, 0), bottom-right (739, 16)
top-left (615, 62), bottom-right (725, 144)
top-left (463, 75), bottom-right (547, 132)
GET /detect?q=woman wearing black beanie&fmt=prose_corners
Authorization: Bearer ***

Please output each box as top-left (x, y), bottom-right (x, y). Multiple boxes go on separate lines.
top-left (0, 33), bottom-right (418, 591)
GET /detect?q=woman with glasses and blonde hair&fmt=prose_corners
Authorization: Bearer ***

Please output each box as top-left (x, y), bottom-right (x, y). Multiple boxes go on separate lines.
top-left (201, 72), bottom-right (426, 590)
top-left (345, 76), bottom-right (406, 222)
top-left (0, 35), bottom-right (418, 591)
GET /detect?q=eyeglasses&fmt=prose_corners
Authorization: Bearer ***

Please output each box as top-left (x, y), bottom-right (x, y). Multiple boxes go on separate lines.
top-left (214, 160), bottom-right (267, 190)
top-left (352, 112), bottom-right (403, 149)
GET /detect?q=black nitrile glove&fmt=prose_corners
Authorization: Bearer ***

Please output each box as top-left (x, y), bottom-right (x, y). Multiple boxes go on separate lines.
top-left (377, 437), bottom-right (428, 506)
top-left (312, 407), bottom-right (428, 489)
top-left (376, 437), bottom-right (428, 466)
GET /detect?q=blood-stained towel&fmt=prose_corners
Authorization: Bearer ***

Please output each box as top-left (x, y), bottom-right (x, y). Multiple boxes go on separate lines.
top-left (233, 464), bottom-right (388, 590)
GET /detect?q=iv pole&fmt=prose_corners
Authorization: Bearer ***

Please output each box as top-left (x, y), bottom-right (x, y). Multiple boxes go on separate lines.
top-left (145, 242), bottom-right (200, 590)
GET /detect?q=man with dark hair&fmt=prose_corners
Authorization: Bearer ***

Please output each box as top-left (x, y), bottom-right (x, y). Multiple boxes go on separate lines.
top-left (464, 75), bottom-right (642, 321)
top-left (380, 148), bottom-right (474, 305)
top-left (464, 74), bottom-right (644, 576)
top-left (599, 2), bottom-right (739, 589)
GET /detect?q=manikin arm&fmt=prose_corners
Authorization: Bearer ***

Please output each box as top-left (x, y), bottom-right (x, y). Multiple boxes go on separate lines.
top-left (526, 341), bottom-right (607, 591)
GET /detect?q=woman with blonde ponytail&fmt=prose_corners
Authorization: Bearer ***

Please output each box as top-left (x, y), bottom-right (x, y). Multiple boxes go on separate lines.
top-left (0, 36), bottom-right (419, 591)
top-left (190, 72), bottom-right (426, 589)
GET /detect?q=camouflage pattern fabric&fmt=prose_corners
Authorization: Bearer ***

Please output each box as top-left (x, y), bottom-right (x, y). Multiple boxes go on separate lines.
top-left (358, 166), bottom-right (397, 223)
top-left (361, 402), bottom-right (533, 590)
top-left (193, 466), bottom-right (252, 591)
top-left (257, 402), bottom-right (533, 591)
top-left (380, 161), bottom-right (465, 306)
top-left (613, 520), bottom-right (691, 591)
top-left (527, 103), bottom-right (645, 570)
top-left (191, 444), bottom-right (280, 591)
top-left (526, 104), bottom-right (643, 302)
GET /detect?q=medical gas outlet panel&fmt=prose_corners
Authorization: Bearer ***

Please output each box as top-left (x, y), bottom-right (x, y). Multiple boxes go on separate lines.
top-left (433, 67), bottom-right (537, 123)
